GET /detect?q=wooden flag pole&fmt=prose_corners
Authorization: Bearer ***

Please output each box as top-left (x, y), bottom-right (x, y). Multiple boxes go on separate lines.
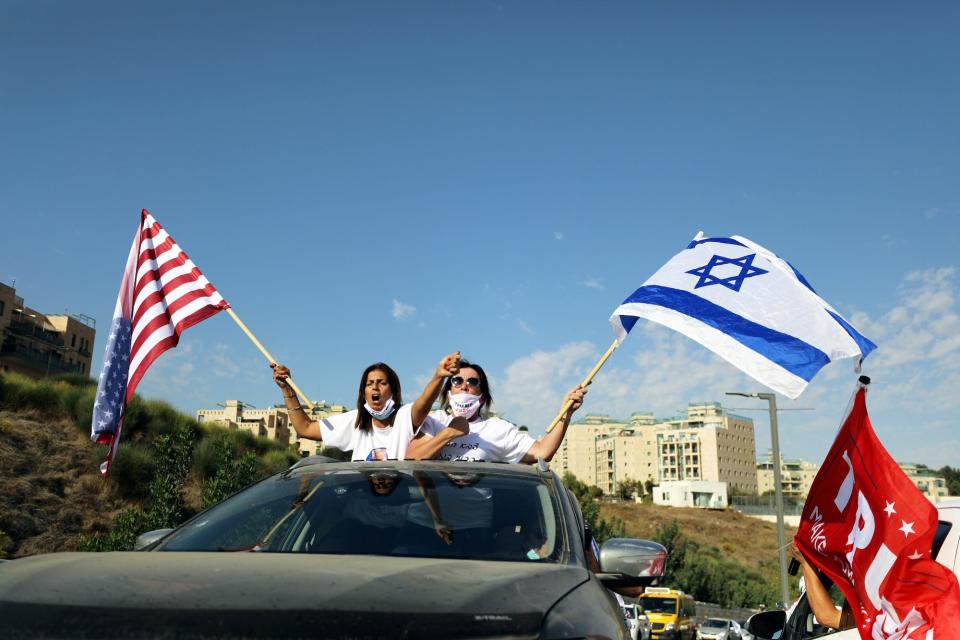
top-left (225, 307), bottom-right (315, 409)
top-left (545, 338), bottom-right (621, 433)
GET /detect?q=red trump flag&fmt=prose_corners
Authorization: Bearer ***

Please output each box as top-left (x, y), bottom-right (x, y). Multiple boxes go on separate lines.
top-left (796, 382), bottom-right (960, 639)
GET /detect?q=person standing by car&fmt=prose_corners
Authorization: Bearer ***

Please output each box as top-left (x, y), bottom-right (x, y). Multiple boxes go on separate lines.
top-left (404, 358), bottom-right (586, 463)
top-left (271, 352), bottom-right (459, 461)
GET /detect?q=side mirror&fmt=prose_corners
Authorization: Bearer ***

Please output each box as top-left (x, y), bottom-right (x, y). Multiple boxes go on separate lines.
top-left (134, 528), bottom-right (174, 551)
top-left (598, 538), bottom-right (667, 587)
top-left (745, 611), bottom-right (787, 640)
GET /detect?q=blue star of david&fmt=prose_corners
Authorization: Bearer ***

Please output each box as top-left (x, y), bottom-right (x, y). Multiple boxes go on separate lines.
top-left (686, 253), bottom-right (768, 292)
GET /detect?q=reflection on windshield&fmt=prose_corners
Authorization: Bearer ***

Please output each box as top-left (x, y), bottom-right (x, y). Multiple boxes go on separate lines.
top-left (157, 468), bottom-right (562, 562)
top-left (639, 597), bottom-right (678, 614)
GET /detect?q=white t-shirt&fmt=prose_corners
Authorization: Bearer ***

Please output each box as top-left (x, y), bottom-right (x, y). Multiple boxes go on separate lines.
top-left (420, 410), bottom-right (536, 463)
top-left (320, 403), bottom-right (425, 461)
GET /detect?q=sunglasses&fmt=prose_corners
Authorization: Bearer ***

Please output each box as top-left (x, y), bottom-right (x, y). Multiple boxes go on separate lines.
top-left (450, 376), bottom-right (481, 390)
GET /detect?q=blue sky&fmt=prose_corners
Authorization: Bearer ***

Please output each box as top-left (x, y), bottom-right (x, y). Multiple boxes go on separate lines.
top-left (2, 2), bottom-right (958, 467)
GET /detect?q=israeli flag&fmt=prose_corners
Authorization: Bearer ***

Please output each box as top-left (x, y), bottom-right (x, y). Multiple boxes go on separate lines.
top-left (610, 233), bottom-right (876, 399)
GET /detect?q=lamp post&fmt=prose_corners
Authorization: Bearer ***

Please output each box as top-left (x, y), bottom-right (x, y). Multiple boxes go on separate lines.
top-left (727, 391), bottom-right (790, 608)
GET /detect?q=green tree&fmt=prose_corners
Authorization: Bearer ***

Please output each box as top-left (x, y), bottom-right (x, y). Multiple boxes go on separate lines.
top-left (618, 477), bottom-right (640, 500)
top-left (561, 472), bottom-right (626, 543)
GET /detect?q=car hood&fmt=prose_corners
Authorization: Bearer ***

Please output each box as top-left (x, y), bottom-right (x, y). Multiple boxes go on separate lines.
top-left (0, 552), bottom-right (590, 639)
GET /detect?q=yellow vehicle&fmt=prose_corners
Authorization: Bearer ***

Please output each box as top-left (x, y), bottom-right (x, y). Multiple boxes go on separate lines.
top-left (639, 587), bottom-right (697, 640)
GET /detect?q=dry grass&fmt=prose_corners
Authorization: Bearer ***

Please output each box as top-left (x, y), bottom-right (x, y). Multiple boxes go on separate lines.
top-left (0, 411), bottom-right (133, 557)
top-left (600, 500), bottom-right (797, 577)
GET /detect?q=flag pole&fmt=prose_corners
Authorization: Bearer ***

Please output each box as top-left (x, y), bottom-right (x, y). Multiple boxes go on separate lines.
top-left (545, 338), bottom-right (620, 433)
top-left (224, 307), bottom-right (315, 409)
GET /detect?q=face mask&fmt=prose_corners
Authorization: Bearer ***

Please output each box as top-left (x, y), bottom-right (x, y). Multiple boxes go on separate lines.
top-left (449, 392), bottom-right (482, 419)
top-left (364, 396), bottom-right (396, 421)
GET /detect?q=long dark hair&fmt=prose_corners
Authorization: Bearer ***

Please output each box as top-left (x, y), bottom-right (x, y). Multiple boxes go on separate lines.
top-left (439, 358), bottom-right (492, 415)
top-left (355, 362), bottom-right (402, 432)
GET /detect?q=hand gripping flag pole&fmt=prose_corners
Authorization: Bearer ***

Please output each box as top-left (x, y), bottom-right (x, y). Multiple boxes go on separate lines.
top-left (222, 306), bottom-right (314, 409)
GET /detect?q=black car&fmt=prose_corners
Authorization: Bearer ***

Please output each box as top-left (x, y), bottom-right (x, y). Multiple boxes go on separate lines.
top-left (0, 458), bottom-right (666, 639)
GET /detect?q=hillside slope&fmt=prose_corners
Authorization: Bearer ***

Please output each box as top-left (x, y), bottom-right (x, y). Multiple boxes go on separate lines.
top-left (0, 410), bottom-right (131, 557)
top-left (601, 501), bottom-right (796, 581)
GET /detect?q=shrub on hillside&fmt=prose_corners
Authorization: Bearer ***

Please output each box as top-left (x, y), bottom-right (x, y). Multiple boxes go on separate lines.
top-left (259, 449), bottom-right (297, 475)
top-left (122, 398), bottom-right (200, 441)
top-left (200, 438), bottom-right (258, 509)
top-left (0, 373), bottom-right (66, 418)
top-left (108, 442), bottom-right (157, 501)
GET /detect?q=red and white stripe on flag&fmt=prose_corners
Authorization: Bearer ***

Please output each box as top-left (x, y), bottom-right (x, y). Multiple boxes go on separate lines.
top-left (127, 210), bottom-right (228, 395)
top-left (795, 385), bottom-right (960, 639)
top-left (91, 209), bottom-right (228, 474)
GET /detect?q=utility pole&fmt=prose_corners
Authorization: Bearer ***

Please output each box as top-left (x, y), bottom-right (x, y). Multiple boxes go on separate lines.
top-left (727, 391), bottom-right (790, 607)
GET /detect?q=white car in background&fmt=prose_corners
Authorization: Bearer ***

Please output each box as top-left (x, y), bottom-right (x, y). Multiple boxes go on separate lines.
top-left (622, 603), bottom-right (652, 640)
top-left (697, 618), bottom-right (738, 640)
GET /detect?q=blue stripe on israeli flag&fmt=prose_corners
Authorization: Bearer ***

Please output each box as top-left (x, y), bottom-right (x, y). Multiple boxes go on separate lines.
top-left (619, 286), bottom-right (830, 381)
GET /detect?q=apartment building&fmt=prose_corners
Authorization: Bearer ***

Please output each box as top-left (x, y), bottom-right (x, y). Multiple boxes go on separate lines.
top-left (756, 453), bottom-right (820, 498)
top-left (594, 415), bottom-right (659, 495)
top-left (0, 282), bottom-right (96, 379)
top-left (562, 402), bottom-right (758, 496)
top-left (554, 414), bottom-right (635, 487)
top-left (657, 403), bottom-right (758, 494)
top-left (197, 399), bottom-right (349, 456)
top-left (899, 463), bottom-right (952, 503)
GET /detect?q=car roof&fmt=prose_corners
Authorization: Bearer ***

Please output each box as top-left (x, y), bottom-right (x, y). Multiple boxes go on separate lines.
top-left (286, 457), bottom-right (555, 479)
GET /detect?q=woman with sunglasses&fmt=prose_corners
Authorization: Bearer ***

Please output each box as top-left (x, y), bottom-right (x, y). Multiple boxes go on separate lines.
top-left (404, 358), bottom-right (586, 463)
top-left (271, 351), bottom-right (460, 461)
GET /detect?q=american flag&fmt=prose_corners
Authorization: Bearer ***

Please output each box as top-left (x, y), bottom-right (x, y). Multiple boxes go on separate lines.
top-left (91, 209), bottom-right (228, 475)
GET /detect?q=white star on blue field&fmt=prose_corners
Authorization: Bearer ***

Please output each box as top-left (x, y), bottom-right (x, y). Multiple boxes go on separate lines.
top-left (686, 254), bottom-right (769, 292)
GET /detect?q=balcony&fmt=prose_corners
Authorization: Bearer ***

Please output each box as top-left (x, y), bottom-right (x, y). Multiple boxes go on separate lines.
top-left (6, 321), bottom-right (65, 348)
top-left (0, 343), bottom-right (83, 375)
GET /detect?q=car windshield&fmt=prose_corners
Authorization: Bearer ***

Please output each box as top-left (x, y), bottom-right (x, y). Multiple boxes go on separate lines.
top-left (638, 597), bottom-right (677, 614)
top-left (702, 619), bottom-right (727, 629)
top-left (156, 465), bottom-right (565, 562)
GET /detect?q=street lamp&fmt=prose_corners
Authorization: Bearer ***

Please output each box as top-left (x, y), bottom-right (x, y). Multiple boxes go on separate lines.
top-left (726, 391), bottom-right (790, 608)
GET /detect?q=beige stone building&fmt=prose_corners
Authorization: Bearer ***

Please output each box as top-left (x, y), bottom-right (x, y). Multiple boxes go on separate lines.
top-left (657, 403), bottom-right (758, 494)
top-left (554, 414), bottom-right (631, 487)
top-left (594, 416), bottom-right (660, 495)
top-left (561, 402), bottom-right (758, 496)
top-left (197, 399), bottom-right (349, 456)
top-left (756, 453), bottom-right (820, 498)
top-left (0, 282), bottom-right (96, 379)
top-left (899, 463), bottom-right (952, 503)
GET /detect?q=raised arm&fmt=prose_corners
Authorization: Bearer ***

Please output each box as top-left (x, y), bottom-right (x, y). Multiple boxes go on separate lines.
top-left (271, 362), bottom-right (322, 441)
top-left (411, 351), bottom-right (460, 429)
top-left (791, 545), bottom-right (844, 629)
top-left (404, 417), bottom-right (470, 460)
top-left (522, 385), bottom-right (587, 463)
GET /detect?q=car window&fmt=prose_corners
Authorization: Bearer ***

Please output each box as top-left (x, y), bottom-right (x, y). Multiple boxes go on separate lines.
top-left (156, 468), bottom-right (566, 562)
top-left (931, 520), bottom-right (952, 560)
top-left (639, 596), bottom-right (677, 614)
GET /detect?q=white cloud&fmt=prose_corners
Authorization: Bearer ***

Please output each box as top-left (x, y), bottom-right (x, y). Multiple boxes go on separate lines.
top-left (516, 319), bottom-right (535, 334)
top-left (584, 278), bottom-right (604, 290)
top-left (392, 298), bottom-right (416, 320)
top-left (553, 231), bottom-right (563, 241)
top-left (494, 342), bottom-right (597, 432)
